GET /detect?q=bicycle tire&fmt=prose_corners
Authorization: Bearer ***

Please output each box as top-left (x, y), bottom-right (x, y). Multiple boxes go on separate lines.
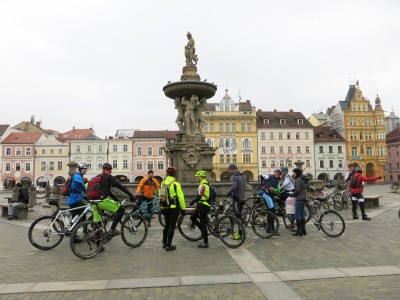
top-left (121, 215), bottom-right (148, 248)
top-left (319, 210), bottom-right (345, 237)
top-left (207, 213), bottom-right (220, 237)
top-left (218, 215), bottom-right (246, 248)
top-left (282, 212), bottom-right (296, 232)
top-left (158, 210), bottom-right (165, 227)
top-left (252, 208), bottom-right (280, 238)
top-left (28, 216), bottom-right (64, 250)
top-left (177, 214), bottom-right (202, 241)
top-left (304, 202), bottom-right (312, 224)
top-left (70, 220), bottom-right (102, 259)
top-left (332, 193), bottom-right (344, 211)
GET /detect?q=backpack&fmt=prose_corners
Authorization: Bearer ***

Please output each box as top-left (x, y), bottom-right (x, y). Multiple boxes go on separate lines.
top-left (159, 180), bottom-right (177, 207)
top-left (61, 175), bottom-right (73, 196)
top-left (204, 183), bottom-right (217, 204)
top-left (350, 175), bottom-right (362, 189)
top-left (86, 174), bottom-right (105, 199)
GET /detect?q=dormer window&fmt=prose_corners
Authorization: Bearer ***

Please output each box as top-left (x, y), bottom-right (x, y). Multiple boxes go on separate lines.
top-left (280, 119), bottom-right (286, 125)
top-left (297, 119), bottom-right (304, 125)
top-left (263, 119), bottom-right (269, 124)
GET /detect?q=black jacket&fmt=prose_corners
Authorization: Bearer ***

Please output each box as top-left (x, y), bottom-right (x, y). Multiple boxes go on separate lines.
top-left (99, 174), bottom-right (134, 200)
top-left (18, 188), bottom-right (29, 204)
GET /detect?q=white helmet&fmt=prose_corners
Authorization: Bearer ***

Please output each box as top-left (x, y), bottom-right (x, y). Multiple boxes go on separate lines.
top-left (77, 163), bottom-right (88, 170)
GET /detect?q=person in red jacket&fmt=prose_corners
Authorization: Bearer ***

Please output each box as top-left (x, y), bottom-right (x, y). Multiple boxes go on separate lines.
top-left (349, 167), bottom-right (382, 221)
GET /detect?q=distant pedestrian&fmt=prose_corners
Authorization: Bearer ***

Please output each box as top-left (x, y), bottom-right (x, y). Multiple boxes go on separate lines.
top-left (225, 164), bottom-right (246, 225)
top-left (349, 167), bottom-right (382, 221)
top-left (7, 182), bottom-right (29, 220)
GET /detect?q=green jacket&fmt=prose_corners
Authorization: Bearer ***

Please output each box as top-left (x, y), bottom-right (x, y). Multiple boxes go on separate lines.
top-left (161, 175), bottom-right (186, 210)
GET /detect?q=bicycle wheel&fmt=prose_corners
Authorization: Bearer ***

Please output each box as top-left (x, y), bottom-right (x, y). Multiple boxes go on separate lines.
top-left (70, 220), bottom-right (102, 259)
top-left (177, 214), bottom-right (202, 241)
top-left (207, 213), bottom-right (220, 237)
top-left (319, 210), bottom-right (345, 237)
top-left (282, 213), bottom-right (296, 232)
top-left (252, 209), bottom-right (280, 238)
top-left (343, 190), bottom-right (352, 208)
top-left (218, 215), bottom-right (246, 248)
top-left (121, 215), bottom-right (148, 248)
top-left (304, 202), bottom-right (312, 224)
top-left (332, 194), bottom-right (344, 211)
top-left (28, 216), bottom-right (64, 250)
top-left (158, 210), bottom-right (165, 227)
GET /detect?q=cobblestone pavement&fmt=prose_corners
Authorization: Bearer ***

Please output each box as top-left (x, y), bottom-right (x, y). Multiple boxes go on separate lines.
top-left (0, 185), bottom-right (399, 299)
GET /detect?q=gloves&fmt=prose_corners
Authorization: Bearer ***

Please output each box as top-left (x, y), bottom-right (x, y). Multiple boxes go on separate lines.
top-left (130, 195), bottom-right (136, 202)
top-left (180, 210), bottom-right (186, 216)
top-left (189, 200), bottom-right (195, 206)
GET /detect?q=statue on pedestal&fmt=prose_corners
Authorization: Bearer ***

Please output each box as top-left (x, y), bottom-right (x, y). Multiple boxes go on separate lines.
top-left (185, 32), bottom-right (198, 66)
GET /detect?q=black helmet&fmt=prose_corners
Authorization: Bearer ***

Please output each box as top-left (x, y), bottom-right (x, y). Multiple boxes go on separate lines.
top-left (355, 166), bottom-right (362, 173)
top-left (102, 163), bottom-right (112, 170)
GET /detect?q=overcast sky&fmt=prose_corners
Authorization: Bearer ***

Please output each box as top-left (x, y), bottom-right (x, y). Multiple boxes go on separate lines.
top-left (1, 0), bottom-right (399, 138)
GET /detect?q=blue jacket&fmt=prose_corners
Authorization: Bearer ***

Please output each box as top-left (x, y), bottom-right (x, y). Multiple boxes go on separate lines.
top-left (66, 172), bottom-right (87, 206)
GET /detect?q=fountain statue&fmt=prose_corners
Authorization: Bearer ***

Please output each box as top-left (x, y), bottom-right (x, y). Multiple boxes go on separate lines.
top-left (163, 32), bottom-right (218, 183)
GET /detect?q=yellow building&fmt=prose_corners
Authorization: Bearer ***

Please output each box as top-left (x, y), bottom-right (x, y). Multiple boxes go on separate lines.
top-left (329, 82), bottom-right (386, 177)
top-left (202, 89), bottom-right (258, 181)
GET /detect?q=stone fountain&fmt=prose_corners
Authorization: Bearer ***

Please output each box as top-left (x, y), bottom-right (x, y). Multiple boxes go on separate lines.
top-left (163, 32), bottom-right (217, 183)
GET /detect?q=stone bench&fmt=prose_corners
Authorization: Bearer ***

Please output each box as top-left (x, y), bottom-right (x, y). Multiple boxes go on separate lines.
top-left (0, 204), bottom-right (34, 219)
top-left (363, 195), bottom-right (382, 209)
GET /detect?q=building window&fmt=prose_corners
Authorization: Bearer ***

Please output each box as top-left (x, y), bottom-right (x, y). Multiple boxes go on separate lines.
top-left (137, 146), bottom-right (142, 156)
top-left (5, 163), bottom-right (11, 171)
top-left (298, 119), bottom-right (303, 125)
top-left (305, 146), bottom-right (310, 153)
top-left (219, 139), bottom-right (224, 148)
top-left (350, 132), bottom-right (357, 140)
top-left (270, 132), bottom-right (274, 140)
top-left (262, 160), bottom-right (267, 168)
top-left (279, 160), bottom-right (284, 166)
top-left (148, 146), bottom-right (153, 156)
top-left (26, 163), bottom-right (31, 171)
top-left (158, 161), bottom-right (164, 170)
top-left (320, 160), bottom-right (324, 168)
top-left (26, 148), bottom-right (31, 156)
top-left (261, 147), bottom-right (266, 154)
top-left (99, 145), bottom-right (103, 152)
top-left (232, 123), bottom-right (236, 132)
top-left (247, 123), bottom-right (251, 132)
top-left (279, 147), bottom-right (284, 154)
top-left (270, 147), bottom-right (275, 154)
top-left (329, 146), bottom-right (333, 153)
top-left (288, 146), bottom-right (292, 154)
top-left (86, 162), bottom-right (92, 169)
top-left (338, 160), bottom-right (343, 168)
top-left (338, 146), bottom-right (342, 153)
top-left (207, 139), bottom-right (213, 147)
top-left (113, 145), bottom-right (117, 152)
top-left (243, 139), bottom-right (250, 149)
top-left (5, 148), bottom-right (11, 155)
top-left (232, 154), bottom-right (237, 163)
top-left (296, 132), bottom-right (301, 140)
top-left (287, 132), bottom-right (291, 140)
top-left (137, 161), bottom-right (143, 170)
top-left (329, 160), bottom-right (334, 168)
top-left (112, 160), bottom-right (118, 169)
top-left (16, 163), bottom-right (21, 171)
top-left (261, 132), bottom-right (265, 140)
top-left (158, 147), bottom-right (163, 155)
top-left (123, 145), bottom-right (128, 152)
top-left (57, 161), bottom-right (62, 170)
top-left (219, 123), bottom-right (224, 132)
top-left (279, 132), bottom-right (283, 140)
top-left (377, 146), bottom-right (384, 156)
top-left (76, 146), bottom-right (80, 153)
top-left (226, 154), bottom-right (231, 163)
top-left (220, 155), bottom-right (224, 163)
top-left (297, 147), bottom-right (301, 153)
top-left (41, 162), bottom-right (46, 171)
top-left (16, 148), bottom-right (21, 156)
top-left (49, 162), bottom-right (54, 170)
top-left (306, 160), bottom-right (311, 167)
top-left (351, 147), bottom-right (358, 157)
top-left (280, 119), bottom-right (286, 125)
top-left (226, 123), bottom-right (229, 132)
top-left (319, 146), bottom-right (324, 153)
top-left (42, 149), bottom-right (46, 154)
top-left (366, 147), bottom-right (372, 156)
top-left (263, 119), bottom-right (269, 124)
top-left (87, 146), bottom-right (92, 152)
top-left (305, 132), bottom-right (309, 140)
top-left (241, 123), bottom-right (245, 132)
top-left (210, 123), bottom-right (214, 132)
top-left (243, 154), bottom-right (251, 163)
top-left (97, 162), bottom-right (103, 169)
top-left (123, 160), bottom-right (128, 169)
top-left (271, 160), bottom-right (276, 167)
top-left (147, 161), bottom-right (153, 170)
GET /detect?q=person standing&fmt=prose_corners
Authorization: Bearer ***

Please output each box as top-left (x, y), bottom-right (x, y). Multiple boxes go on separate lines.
top-left (225, 164), bottom-right (246, 224)
top-left (279, 166), bottom-right (296, 228)
top-left (66, 163), bottom-right (88, 223)
top-left (345, 163), bottom-right (356, 183)
top-left (289, 168), bottom-right (308, 237)
top-left (161, 166), bottom-right (186, 251)
top-left (349, 167), bottom-right (382, 220)
top-left (189, 170), bottom-right (211, 248)
top-left (135, 170), bottom-right (160, 226)
top-left (7, 182), bottom-right (29, 220)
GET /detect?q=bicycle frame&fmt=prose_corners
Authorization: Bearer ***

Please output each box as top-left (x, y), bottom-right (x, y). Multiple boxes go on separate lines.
top-left (132, 197), bottom-right (160, 220)
top-left (52, 203), bottom-right (92, 234)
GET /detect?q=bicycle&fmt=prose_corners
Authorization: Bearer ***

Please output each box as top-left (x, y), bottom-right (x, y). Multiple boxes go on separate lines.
top-left (307, 197), bottom-right (346, 237)
top-left (129, 196), bottom-right (165, 227)
top-left (177, 197), bottom-right (246, 248)
top-left (69, 199), bottom-right (148, 259)
top-left (28, 200), bottom-right (92, 250)
top-left (330, 185), bottom-right (352, 211)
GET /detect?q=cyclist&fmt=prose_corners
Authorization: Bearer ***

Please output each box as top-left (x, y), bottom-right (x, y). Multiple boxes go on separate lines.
top-left (91, 163), bottom-right (135, 236)
top-left (66, 163), bottom-right (89, 242)
top-left (161, 166), bottom-right (186, 251)
top-left (259, 168), bottom-right (283, 235)
top-left (345, 163), bottom-right (356, 183)
top-left (189, 170), bottom-right (211, 248)
top-left (288, 168), bottom-right (308, 236)
top-left (135, 170), bottom-right (160, 226)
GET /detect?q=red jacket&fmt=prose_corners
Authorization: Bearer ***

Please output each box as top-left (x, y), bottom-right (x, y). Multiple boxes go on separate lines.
top-left (349, 173), bottom-right (380, 194)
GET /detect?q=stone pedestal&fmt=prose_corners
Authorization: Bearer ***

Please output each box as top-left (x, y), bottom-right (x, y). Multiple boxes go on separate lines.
top-left (169, 135), bottom-right (216, 184)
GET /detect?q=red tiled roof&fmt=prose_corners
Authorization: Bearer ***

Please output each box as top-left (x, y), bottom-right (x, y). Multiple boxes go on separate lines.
top-left (61, 129), bottom-right (97, 140)
top-left (1, 132), bottom-right (44, 144)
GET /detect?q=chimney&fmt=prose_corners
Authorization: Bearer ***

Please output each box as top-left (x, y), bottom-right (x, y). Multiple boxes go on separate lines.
top-left (289, 109), bottom-right (293, 112)
top-left (73, 126), bottom-right (75, 131)
top-left (109, 136), bottom-right (113, 140)
top-left (36, 121), bottom-right (41, 128)
top-left (274, 109), bottom-right (277, 112)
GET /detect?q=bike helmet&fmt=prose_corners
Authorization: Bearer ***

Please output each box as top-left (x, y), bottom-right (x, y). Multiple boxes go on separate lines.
top-left (166, 166), bottom-right (177, 175)
top-left (195, 170), bottom-right (207, 177)
top-left (274, 168), bottom-right (282, 173)
top-left (77, 162), bottom-right (88, 170)
top-left (102, 163), bottom-right (113, 170)
top-left (355, 166), bottom-right (363, 173)
top-left (280, 166), bottom-right (288, 175)
top-left (292, 168), bottom-right (303, 177)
